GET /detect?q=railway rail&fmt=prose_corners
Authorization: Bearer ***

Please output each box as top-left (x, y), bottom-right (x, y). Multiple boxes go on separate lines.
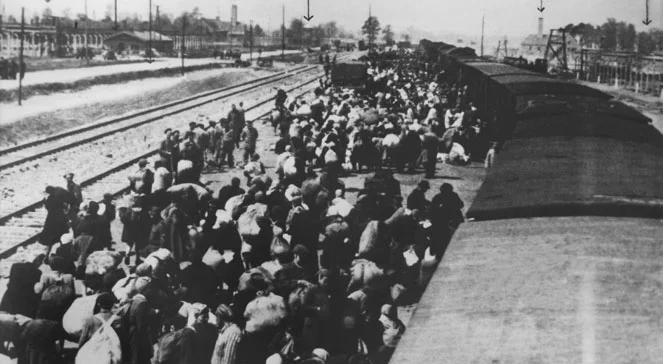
top-left (0, 64), bottom-right (314, 171)
top-left (0, 65), bottom-right (322, 218)
top-left (0, 60), bottom-right (336, 259)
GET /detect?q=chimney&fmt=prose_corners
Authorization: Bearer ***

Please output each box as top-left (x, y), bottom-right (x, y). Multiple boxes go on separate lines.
top-left (538, 17), bottom-right (543, 38)
top-left (231, 4), bottom-right (238, 27)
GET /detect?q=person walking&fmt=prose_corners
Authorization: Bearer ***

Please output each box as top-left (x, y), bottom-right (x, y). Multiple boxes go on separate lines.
top-left (227, 104), bottom-right (244, 148)
top-left (220, 125), bottom-right (235, 168)
top-left (240, 119), bottom-right (258, 165)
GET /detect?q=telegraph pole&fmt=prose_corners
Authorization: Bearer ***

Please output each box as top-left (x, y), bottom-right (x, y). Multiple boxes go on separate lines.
top-left (249, 20), bottom-right (253, 62)
top-left (480, 15), bottom-right (485, 57)
top-left (180, 16), bottom-right (186, 75)
top-left (114, 0), bottom-right (118, 30)
top-left (368, 4), bottom-right (372, 51)
top-left (18, 7), bottom-right (24, 106)
top-left (84, 0), bottom-right (89, 65)
top-left (281, 4), bottom-right (285, 60)
top-left (148, 0), bottom-right (152, 62)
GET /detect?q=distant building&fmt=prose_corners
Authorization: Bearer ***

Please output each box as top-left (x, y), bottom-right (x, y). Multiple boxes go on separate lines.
top-left (104, 31), bottom-right (173, 55)
top-left (519, 17), bottom-right (581, 69)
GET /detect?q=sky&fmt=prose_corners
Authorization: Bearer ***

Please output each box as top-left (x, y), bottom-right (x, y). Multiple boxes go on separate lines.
top-left (2, 0), bottom-right (662, 41)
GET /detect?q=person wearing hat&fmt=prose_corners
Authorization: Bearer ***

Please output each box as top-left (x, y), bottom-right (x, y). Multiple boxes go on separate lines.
top-left (227, 104), bottom-right (243, 148)
top-left (429, 183), bottom-right (465, 258)
top-left (47, 233), bottom-right (76, 275)
top-left (64, 172), bottom-right (83, 217)
top-left (119, 195), bottom-right (151, 266)
top-left (41, 185), bottom-right (73, 247)
top-left (211, 304), bottom-right (242, 364)
top-left (160, 129), bottom-right (180, 172)
top-left (75, 200), bottom-right (111, 250)
top-left (219, 123), bottom-right (236, 168)
top-left (240, 119), bottom-right (259, 165)
top-left (407, 180), bottom-right (430, 213)
top-left (128, 159), bottom-right (154, 195)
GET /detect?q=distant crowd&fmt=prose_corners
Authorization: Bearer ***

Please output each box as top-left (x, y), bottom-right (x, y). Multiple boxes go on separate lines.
top-left (0, 57), bottom-right (26, 80)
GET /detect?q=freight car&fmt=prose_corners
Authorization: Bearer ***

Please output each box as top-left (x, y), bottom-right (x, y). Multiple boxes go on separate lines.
top-left (392, 42), bottom-right (663, 363)
top-left (331, 61), bottom-right (368, 89)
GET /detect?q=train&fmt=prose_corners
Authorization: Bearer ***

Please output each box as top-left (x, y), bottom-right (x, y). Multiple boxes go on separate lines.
top-left (389, 41), bottom-right (663, 363)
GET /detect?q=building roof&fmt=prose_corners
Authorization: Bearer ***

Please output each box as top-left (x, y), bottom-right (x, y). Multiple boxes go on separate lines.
top-left (200, 18), bottom-right (245, 35)
top-left (391, 216), bottom-right (663, 364)
top-left (521, 33), bottom-right (580, 49)
top-left (104, 31), bottom-right (172, 43)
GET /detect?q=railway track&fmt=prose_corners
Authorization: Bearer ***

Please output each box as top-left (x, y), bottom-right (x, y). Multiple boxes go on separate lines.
top-left (0, 64), bottom-right (313, 171)
top-left (0, 68), bottom-right (327, 259)
top-left (0, 65), bottom-right (322, 219)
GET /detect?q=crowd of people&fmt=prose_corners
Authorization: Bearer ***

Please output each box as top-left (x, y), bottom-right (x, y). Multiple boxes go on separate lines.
top-left (0, 48), bottom-right (483, 364)
top-left (0, 57), bottom-right (27, 80)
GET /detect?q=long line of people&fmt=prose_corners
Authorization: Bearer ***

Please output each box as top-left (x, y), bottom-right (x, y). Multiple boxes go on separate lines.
top-left (0, 49), bottom-right (472, 364)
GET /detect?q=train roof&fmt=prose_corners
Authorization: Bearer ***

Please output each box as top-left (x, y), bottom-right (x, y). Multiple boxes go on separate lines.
top-left (515, 96), bottom-right (652, 124)
top-left (463, 61), bottom-right (539, 77)
top-left (493, 75), bottom-right (612, 98)
top-left (390, 216), bottom-right (663, 364)
top-left (467, 131), bottom-right (663, 220)
top-left (458, 59), bottom-right (611, 99)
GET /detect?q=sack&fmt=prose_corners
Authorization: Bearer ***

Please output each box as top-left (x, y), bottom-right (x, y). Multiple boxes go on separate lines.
top-left (283, 156), bottom-right (297, 178)
top-left (41, 276), bottom-right (74, 306)
top-left (85, 250), bottom-right (121, 276)
top-left (75, 316), bottom-right (122, 364)
top-left (324, 149), bottom-right (338, 164)
top-left (244, 293), bottom-right (287, 333)
top-left (202, 247), bottom-right (223, 269)
top-left (112, 276), bottom-right (138, 303)
top-left (176, 160), bottom-right (194, 174)
top-left (62, 294), bottom-right (99, 338)
top-left (327, 198), bottom-right (353, 218)
top-left (348, 259), bottom-right (384, 292)
top-left (154, 329), bottom-right (186, 364)
top-left (237, 203), bottom-right (269, 237)
top-left (224, 194), bottom-right (245, 214)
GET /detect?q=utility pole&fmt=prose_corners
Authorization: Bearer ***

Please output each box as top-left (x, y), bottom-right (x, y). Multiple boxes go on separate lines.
top-left (84, 0), bottom-right (89, 65)
top-left (114, 0), bottom-right (118, 30)
top-left (18, 7), bottom-right (24, 106)
top-left (480, 15), bottom-right (485, 57)
top-left (368, 4), bottom-right (372, 51)
top-left (156, 5), bottom-right (161, 42)
top-left (249, 20), bottom-right (253, 62)
top-left (281, 3), bottom-right (285, 60)
top-left (148, 0), bottom-right (152, 62)
top-left (180, 16), bottom-right (186, 75)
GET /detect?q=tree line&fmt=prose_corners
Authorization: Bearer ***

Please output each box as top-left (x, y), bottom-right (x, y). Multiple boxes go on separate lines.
top-left (564, 18), bottom-right (663, 55)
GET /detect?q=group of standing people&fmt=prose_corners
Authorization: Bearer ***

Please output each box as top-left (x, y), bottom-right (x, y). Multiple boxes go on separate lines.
top-left (0, 57), bottom-right (26, 80)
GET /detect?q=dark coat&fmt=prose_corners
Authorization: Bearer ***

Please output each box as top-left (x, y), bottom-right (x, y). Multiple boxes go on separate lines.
top-left (127, 294), bottom-right (154, 364)
top-left (120, 208), bottom-right (152, 250)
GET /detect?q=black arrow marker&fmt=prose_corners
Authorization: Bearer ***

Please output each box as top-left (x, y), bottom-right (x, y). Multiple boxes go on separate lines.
top-left (643, 0), bottom-right (652, 25)
top-left (537, 0), bottom-right (545, 13)
top-left (304, 0), bottom-right (314, 21)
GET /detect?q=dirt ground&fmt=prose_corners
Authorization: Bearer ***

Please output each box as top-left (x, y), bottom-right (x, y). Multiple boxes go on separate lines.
top-left (0, 67), bottom-right (273, 147)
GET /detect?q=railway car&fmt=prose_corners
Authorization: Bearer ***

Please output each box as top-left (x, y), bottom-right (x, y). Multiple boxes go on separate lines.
top-left (390, 42), bottom-right (663, 363)
top-left (331, 61), bottom-right (368, 89)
